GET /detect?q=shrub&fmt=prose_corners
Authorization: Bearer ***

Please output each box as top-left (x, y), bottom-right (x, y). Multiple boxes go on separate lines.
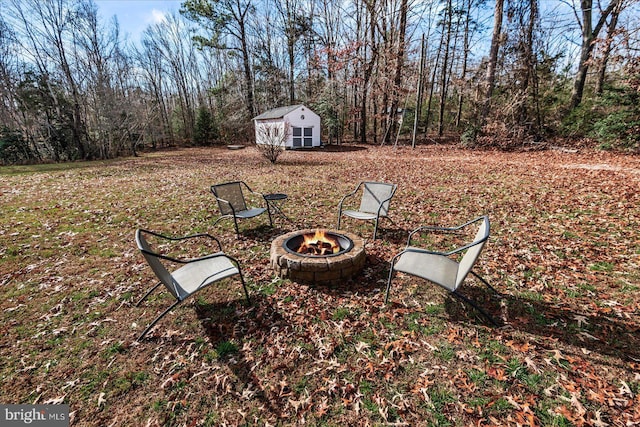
top-left (560, 85), bottom-right (640, 152)
top-left (194, 107), bottom-right (218, 146)
top-left (0, 127), bottom-right (33, 165)
top-left (254, 121), bottom-right (289, 164)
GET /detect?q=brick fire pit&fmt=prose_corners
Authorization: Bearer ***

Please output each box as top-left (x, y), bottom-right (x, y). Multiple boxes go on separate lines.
top-left (270, 229), bottom-right (366, 285)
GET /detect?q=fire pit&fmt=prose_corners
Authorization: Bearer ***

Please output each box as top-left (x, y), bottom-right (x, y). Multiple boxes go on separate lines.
top-left (271, 229), bottom-right (366, 285)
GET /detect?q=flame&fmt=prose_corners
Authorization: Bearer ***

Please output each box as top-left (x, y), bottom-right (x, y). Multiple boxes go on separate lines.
top-left (297, 229), bottom-right (341, 255)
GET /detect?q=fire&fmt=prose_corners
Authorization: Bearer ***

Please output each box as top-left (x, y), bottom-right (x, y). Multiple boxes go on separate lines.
top-left (297, 229), bottom-right (341, 255)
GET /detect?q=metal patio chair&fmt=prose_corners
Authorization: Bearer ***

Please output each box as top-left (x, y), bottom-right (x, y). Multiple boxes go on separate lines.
top-left (385, 215), bottom-right (501, 325)
top-left (337, 181), bottom-right (397, 239)
top-left (135, 228), bottom-right (249, 340)
top-left (211, 181), bottom-right (272, 237)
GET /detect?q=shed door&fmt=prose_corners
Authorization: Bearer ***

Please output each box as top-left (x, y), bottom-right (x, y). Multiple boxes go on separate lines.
top-left (292, 127), bottom-right (302, 147)
top-left (303, 128), bottom-right (313, 147)
top-left (293, 127), bottom-right (313, 147)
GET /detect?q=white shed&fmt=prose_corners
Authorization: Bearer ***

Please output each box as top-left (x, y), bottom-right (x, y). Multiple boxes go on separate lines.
top-left (253, 104), bottom-right (321, 149)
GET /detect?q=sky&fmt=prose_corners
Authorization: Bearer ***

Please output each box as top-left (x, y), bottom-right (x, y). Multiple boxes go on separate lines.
top-left (94, 0), bottom-right (183, 42)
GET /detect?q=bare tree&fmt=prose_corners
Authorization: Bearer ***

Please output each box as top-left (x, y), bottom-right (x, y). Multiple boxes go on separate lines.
top-left (454, 0), bottom-right (474, 129)
top-left (387, 0), bottom-right (409, 142)
top-left (181, 0), bottom-right (257, 118)
top-left (135, 37), bottom-right (174, 147)
top-left (437, 0), bottom-right (453, 137)
top-left (5, 0), bottom-right (91, 159)
top-left (595, 0), bottom-right (625, 94)
top-left (73, 1), bottom-right (139, 158)
top-left (252, 3), bottom-right (289, 111)
top-left (568, 0), bottom-right (623, 110)
top-left (358, 0), bottom-right (380, 145)
top-left (479, 0), bottom-right (504, 128)
top-left (273, 0), bottom-right (311, 103)
top-left (143, 13), bottom-right (202, 142)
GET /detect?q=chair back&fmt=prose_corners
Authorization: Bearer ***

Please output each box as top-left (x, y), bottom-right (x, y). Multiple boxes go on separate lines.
top-left (359, 182), bottom-right (396, 216)
top-left (135, 230), bottom-right (179, 299)
top-left (454, 216), bottom-right (490, 290)
top-left (212, 182), bottom-right (247, 215)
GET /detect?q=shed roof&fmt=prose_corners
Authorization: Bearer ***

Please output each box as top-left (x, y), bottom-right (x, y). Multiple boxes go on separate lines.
top-left (253, 104), bottom-right (304, 120)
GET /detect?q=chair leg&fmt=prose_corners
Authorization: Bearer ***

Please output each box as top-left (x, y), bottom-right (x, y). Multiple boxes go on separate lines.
top-left (471, 271), bottom-right (503, 297)
top-left (372, 218), bottom-right (379, 240)
top-left (452, 290), bottom-right (499, 327)
top-left (266, 208), bottom-right (273, 227)
top-left (238, 271), bottom-right (250, 304)
top-left (136, 282), bottom-right (163, 306)
top-left (336, 212), bottom-right (342, 230)
top-left (137, 299), bottom-right (182, 341)
top-left (384, 267), bottom-right (396, 304)
top-left (232, 216), bottom-right (240, 238)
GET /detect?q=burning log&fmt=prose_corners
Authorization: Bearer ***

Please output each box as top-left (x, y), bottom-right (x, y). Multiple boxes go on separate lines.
top-left (295, 229), bottom-right (341, 255)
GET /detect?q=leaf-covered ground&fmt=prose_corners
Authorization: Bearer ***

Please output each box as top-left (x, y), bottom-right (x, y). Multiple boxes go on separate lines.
top-left (1, 145), bottom-right (639, 426)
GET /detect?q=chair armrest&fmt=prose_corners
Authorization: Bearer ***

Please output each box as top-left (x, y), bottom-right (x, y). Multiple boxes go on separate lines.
top-left (143, 250), bottom-right (231, 264)
top-left (407, 216), bottom-right (486, 246)
top-left (404, 233), bottom-right (486, 256)
top-left (375, 192), bottom-right (396, 215)
top-left (181, 233), bottom-right (224, 252)
top-left (338, 182), bottom-right (363, 210)
top-left (214, 196), bottom-right (237, 215)
top-left (244, 191), bottom-right (268, 209)
top-left (138, 229), bottom-right (225, 259)
top-left (241, 181), bottom-right (261, 197)
top-left (441, 238), bottom-right (486, 256)
top-left (399, 247), bottom-right (448, 257)
top-left (253, 192), bottom-right (270, 207)
top-left (180, 251), bottom-right (235, 264)
top-left (239, 181), bottom-right (269, 207)
top-left (406, 226), bottom-right (453, 246)
top-left (392, 238), bottom-right (485, 265)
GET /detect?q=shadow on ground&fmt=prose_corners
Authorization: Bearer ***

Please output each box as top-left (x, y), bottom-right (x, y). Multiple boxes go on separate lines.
top-left (194, 294), bottom-right (291, 419)
top-left (301, 144), bottom-right (368, 153)
top-left (444, 285), bottom-right (640, 362)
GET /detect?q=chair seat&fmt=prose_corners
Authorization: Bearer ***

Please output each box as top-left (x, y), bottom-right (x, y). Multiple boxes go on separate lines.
top-left (172, 254), bottom-right (240, 300)
top-left (235, 207), bottom-right (266, 219)
top-left (341, 210), bottom-right (380, 221)
top-left (393, 248), bottom-right (459, 292)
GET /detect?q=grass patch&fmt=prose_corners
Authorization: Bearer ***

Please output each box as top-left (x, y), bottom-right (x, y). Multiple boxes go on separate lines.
top-left (589, 261), bottom-right (615, 272)
top-left (215, 340), bottom-right (238, 359)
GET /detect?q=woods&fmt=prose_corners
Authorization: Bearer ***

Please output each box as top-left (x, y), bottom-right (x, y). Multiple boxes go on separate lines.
top-left (1, 0), bottom-right (639, 164)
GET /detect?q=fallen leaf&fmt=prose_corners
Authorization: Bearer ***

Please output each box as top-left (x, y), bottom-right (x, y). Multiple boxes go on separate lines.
top-left (97, 392), bottom-right (106, 408)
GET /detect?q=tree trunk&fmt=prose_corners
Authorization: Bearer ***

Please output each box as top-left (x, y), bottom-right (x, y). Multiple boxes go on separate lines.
top-left (569, 0), bottom-right (621, 110)
top-left (595, 1), bottom-right (622, 94)
top-left (359, 0), bottom-right (378, 145)
top-left (425, 8), bottom-right (445, 137)
top-left (385, 0), bottom-right (408, 144)
top-left (412, 34), bottom-right (426, 148)
top-left (455, 0), bottom-right (472, 129)
top-left (438, 0), bottom-right (453, 137)
top-left (239, 20), bottom-right (255, 118)
top-left (479, 0), bottom-right (504, 128)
